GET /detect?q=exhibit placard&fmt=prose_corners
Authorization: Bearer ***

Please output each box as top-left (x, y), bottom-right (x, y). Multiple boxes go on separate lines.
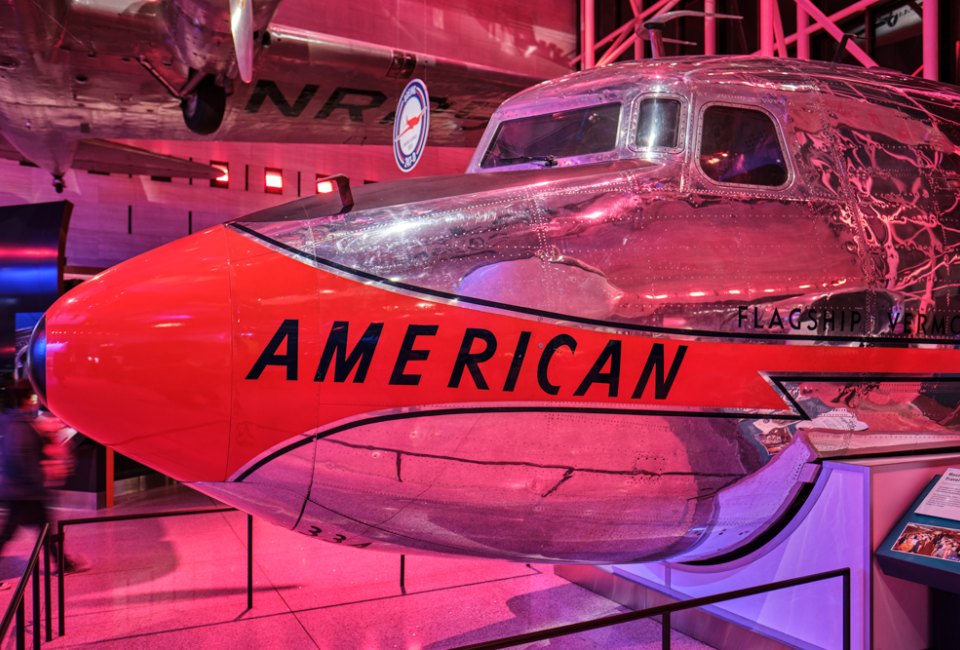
top-left (916, 467), bottom-right (960, 520)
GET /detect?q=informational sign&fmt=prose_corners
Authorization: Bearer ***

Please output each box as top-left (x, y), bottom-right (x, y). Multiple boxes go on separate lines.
top-left (877, 473), bottom-right (960, 596)
top-left (916, 468), bottom-right (960, 520)
top-left (393, 79), bottom-right (429, 173)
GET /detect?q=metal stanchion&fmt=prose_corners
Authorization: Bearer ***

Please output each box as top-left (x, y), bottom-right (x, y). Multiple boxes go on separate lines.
top-left (57, 526), bottom-right (64, 636)
top-left (15, 598), bottom-right (25, 650)
top-left (450, 568), bottom-right (851, 650)
top-left (400, 554), bottom-right (406, 595)
top-left (662, 611), bottom-right (670, 649)
top-left (31, 559), bottom-right (40, 650)
top-left (247, 514), bottom-right (253, 610)
top-left (43, 538), bottom-right (51, 642)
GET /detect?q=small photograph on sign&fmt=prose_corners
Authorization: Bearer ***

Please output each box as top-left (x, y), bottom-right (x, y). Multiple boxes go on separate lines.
top-left (892, 522), bottom-right (960, 562)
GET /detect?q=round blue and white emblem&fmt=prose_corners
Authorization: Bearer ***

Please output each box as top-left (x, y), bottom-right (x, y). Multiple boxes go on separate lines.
top-left (393, 79), bottom-right (429, 173)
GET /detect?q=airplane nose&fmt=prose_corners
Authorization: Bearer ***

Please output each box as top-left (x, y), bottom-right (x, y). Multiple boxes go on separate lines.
top-left (26, 315), bottom-right (47, 405)
top-left (41, 226), bottom-right (234, 481)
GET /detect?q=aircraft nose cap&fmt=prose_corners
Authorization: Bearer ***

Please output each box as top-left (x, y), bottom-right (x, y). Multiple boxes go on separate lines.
top-left (26, 315), bottom-right (47, 405)
top-left (41, 226), bottom-right (234, 482)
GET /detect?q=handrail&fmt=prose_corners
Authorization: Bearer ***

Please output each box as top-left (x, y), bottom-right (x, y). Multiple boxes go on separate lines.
top-left (0, 523), bottom-right (50, 650)
top-left (451, 567), bottom-right (851, 650)
top-left (57, 505), bottom-right (234, 526)
top-left (57, 506), bottom-right (250, 637)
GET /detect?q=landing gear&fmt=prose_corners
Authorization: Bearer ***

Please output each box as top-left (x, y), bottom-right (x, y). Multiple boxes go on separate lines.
top-left (52, 174), bottom-right (65, 193)
top-left (181, 73), bottom-right (226, 135)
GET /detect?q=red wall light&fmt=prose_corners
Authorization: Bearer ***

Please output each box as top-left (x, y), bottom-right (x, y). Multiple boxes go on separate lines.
top-left (210, 162), bottom-right (229, 189)
top-left (316, 174), bottom-right (334, 194)
top-left (264, 168), bottom-right (283, 194)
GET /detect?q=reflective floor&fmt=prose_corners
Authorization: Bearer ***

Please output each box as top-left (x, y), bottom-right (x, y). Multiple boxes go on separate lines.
top-left (1, 486), bottom-right (713, 649)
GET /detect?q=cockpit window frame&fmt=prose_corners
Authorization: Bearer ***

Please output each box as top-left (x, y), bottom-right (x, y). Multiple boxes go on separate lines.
top-left (694, 101), bottom-right (793, 191)
top-left (628, 93), bottom-right (687, 154)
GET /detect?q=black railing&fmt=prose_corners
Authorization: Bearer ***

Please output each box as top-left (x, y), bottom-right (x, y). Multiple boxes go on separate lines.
top-left (0, 523), bottom-right (52, 650)
top-left (451, 567), bottom-right (852, 650)
top-left (57, 506), bottom-right (253, 636)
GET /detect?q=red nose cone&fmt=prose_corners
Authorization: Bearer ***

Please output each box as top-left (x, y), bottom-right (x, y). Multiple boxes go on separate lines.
top-left (45, 226), bottom-right (232, 481)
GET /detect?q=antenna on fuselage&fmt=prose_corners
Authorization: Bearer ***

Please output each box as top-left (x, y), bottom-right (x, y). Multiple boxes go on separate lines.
top-left (639, 10), bottom-right (743, 59)
top-left (832, 33), bottom-right (861, 64)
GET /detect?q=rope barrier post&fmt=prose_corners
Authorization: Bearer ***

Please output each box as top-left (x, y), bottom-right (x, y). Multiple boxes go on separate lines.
top-left (247, 514), bottom-right (253, 610)
top-left (400, 554), bottom-right (406, 595)
top-left (43, 534), bottom-right (51, 642)
top-left (31, 558), bottom-right (40, 650)
top-left (661, 611), bottom-right (670, 649)
top-left (57, 525), bottom-right (64, 637)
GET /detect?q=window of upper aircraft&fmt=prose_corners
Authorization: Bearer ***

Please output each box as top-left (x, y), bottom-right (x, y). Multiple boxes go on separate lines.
top-left (480, 103), bottom-right (621, 169)
top-left (636, 97), bottom-right (682, 149)
top-left (698, 105), bottom-right (788, 187)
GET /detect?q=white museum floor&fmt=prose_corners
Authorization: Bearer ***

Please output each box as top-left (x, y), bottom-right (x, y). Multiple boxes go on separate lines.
top-left (0, 485), bottom-right (713, 649)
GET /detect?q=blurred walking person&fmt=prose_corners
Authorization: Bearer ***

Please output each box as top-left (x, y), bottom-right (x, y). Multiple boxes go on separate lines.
top-left (0, 380), bottom-right (84, 589)
top-left (0, 380), bottom-right (50, 588)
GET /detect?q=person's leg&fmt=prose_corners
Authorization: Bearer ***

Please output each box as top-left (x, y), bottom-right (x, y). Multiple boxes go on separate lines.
top-left (0, 501), bottom-right (28, 589)
top-left (34, 501), bottom-right (86, 573)
top-left (28, 500), bottom-right (61, 568)
top-left (0, 500), bottom-right (28, 557)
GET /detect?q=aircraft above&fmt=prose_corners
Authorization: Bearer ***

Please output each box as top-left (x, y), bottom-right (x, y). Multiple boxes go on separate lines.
top-left (0, 0), bottom-right (564, 191)
top-left (26, 54), bottom-right (960, 564)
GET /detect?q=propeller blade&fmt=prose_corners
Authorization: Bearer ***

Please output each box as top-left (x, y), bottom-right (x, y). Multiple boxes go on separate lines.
top-left (229, 0), bottom-right (254, 83)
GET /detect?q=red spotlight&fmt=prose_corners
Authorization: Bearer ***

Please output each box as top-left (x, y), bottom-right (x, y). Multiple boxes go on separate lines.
top-left (210, 162), bottom-right (229, 189)
top-left (316, 175), bottom-right (334, 194)
top-left (264, 168), bottom-right (283, 194)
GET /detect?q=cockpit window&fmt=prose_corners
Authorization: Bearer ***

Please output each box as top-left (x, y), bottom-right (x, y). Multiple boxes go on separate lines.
top-left (699, 106), bottom-right (788, 186)
top-left (636, 98), bottom-right (681, 149)
top-left (480, 103), bottom-right (621, 169)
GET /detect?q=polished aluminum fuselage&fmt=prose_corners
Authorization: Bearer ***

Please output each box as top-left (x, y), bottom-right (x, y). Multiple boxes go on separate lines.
top-left (41, 57), bottom-right (960, 563)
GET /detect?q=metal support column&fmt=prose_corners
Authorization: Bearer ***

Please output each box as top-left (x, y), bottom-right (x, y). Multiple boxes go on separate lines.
top-left (634, 0), bottom-right (644, 59)
top-left (924, 0), bottom-right (939, 80)
top-left (704, 0), bottom-right (716, 55)
top-left (760, 0), bottom-right (775, 56)
top-left (796, 3), bottom-right (810, 59)
top-left (581, 0), bottom-right (596, 69)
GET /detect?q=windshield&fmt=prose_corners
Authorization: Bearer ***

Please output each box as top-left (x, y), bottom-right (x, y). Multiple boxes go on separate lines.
top-left (480, 103), bottom-right (621, 169)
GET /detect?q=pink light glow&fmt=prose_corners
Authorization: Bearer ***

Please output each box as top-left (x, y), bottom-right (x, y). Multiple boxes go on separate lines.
top-left (317, 180), bottom-right (335, 194)
top-left (0, 246), bottom-right (55, 259)
top-left (264, 168), bottom-right (284, 193)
